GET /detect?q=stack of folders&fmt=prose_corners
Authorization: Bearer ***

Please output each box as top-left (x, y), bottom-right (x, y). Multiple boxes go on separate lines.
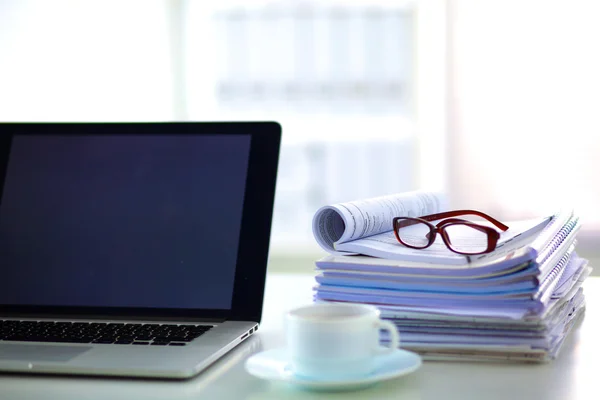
top-left (311, 191), bottom-right (592, 362)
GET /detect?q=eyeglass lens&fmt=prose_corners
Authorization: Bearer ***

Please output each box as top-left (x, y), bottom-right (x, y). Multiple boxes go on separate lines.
top-left (395, 219), bottom-right (432, 248)
top-left (442, 224), bottom-right (490, 254)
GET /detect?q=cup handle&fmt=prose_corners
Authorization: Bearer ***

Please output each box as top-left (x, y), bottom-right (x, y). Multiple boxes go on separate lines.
top-left (375, 320), bottom-right (400, 354)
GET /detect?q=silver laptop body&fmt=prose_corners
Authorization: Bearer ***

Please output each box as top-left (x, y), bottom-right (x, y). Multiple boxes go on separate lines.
top-left (0, 122), bottom-right (281, 379)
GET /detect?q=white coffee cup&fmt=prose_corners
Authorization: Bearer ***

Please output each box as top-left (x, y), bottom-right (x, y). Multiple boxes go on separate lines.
top-left (285, 303), bottom-right (400, 380)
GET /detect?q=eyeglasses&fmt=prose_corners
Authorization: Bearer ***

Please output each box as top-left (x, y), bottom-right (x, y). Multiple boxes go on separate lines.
top-left (392, 210), bottom-right (509, 255)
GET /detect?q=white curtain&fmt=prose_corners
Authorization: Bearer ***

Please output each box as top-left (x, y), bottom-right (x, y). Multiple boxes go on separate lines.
top-left (447, 0), bottom-right (600, 232)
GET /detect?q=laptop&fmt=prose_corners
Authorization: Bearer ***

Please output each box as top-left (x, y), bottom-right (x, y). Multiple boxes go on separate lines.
top-left (0, 121), bottom-right (281, 379)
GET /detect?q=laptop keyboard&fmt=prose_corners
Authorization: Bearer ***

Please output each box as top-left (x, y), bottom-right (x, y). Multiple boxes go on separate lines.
top-left (0, 320), bottom-right (213, 346)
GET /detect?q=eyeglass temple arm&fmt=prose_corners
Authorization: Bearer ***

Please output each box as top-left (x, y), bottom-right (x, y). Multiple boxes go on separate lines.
top-left (417, 210), bottom-right (509, 231)
top-left (393, 215), bottom-right (492, 230)
top-left (393, 217), bottom-right (425, 229)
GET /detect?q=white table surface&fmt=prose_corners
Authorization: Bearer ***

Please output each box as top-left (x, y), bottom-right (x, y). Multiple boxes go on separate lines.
top-left (1, 274), bottom-right (598, 400)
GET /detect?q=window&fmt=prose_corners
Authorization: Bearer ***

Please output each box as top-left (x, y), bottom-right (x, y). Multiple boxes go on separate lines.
top-left (183, 0), bottom-right (447, 261)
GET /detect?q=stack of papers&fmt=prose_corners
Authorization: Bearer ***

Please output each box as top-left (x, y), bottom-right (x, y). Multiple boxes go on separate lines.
top-left (311, 191), bottom-right (592, 362)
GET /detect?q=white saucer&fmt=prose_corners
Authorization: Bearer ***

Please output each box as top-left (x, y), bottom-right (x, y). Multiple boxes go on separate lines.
top-left (245, 348), bottom-right (422, 391)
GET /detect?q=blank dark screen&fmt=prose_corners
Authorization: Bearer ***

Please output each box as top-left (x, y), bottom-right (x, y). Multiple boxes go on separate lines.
top-left (0, 134), bottom-right (251, 309)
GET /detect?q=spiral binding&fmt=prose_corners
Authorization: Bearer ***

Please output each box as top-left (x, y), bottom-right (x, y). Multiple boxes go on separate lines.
top-left (538, 246), bottom-right (574, 296)
top-left (530, 210), bottom-right (567, 252)
top-left (537, 215), bottom-right (579, 267)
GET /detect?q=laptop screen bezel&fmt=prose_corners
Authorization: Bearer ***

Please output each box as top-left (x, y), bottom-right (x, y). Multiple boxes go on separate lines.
top-left (0, 121), bottom-right (281, 323)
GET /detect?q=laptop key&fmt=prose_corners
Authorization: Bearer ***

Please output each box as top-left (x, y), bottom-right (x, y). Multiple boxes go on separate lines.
top-left (134, 335), bottom-right (153, 341)
top-left (40, 336), bottom-right (66, 342)
top-left (192, 325), bottom-right (213, 330)
top-left (93, 338), bottom-right (116, 344)
top-left (168, 336), bottom-right (192, 342)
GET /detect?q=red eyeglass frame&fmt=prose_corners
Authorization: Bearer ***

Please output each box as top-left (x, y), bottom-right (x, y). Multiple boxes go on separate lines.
top-left (392, 209), bottom-right (509, 255)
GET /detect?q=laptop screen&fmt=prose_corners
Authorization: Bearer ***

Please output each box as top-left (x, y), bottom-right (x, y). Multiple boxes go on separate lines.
top-left (0, 133), bottom-right (250, 310)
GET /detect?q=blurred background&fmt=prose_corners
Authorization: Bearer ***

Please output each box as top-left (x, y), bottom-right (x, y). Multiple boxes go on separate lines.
top-left (1, 0), bottom-right (598, 272)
